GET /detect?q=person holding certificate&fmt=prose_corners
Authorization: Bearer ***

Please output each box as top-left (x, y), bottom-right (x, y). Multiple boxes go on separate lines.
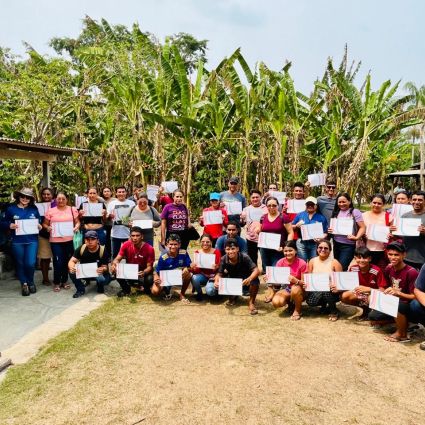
top-left (328, 192), bottom-right (365, 270)
top-left (283, 182), bottom-right (307, 241)
top-left (211, 238), bottom-right (260, 315)
top-left (190, 234), bottom-right (221, 301)
top-left (271, 241), bottom-right (307, 320)
top-left (111, 226), bottom-right (155, 297)
top-left (219, 176), bottom-right (246, 223)
top-left (1, 188), bottom-right (41, 296)
top-left (152, 234), bottom-right (192, 303)
top-left (68, 230), bottom-right (110, 298)
top-left (43, 192), bottom-right (80, 292)
top-left (78, 187), bottom-right (107, 245)
top-left (101, 186), bottom-right (116, 258)
top-left (316, 180), bottom-right (338, 226)
top-left (305, 239), bottom-right (343, 321)
top-left (199, 192), bottom-right (228, 247)
top-left (215, 222), bottom-right (248, 256)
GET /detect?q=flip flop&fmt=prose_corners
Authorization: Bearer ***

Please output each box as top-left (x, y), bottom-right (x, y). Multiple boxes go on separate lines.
top-left (250, 308), bottom-right (258, 315)
top-left (61, 283), bottom-right (71, 290)
top-left (328, 313), bottom-right (339, 322)
top-left (291, 313), bottom-right (302, 321)
top-left (180, 298), bottom-right (191, 305)
top-left (53, 285), bottom-right (60, 292)
top-left (384, 335), bottom-right (411, 343)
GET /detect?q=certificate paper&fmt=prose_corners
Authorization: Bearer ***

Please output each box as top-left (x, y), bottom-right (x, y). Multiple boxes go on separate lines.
top-left (366, 224), bottom-right (389, 243)
top-left (203, 210), bottom-right (223, 225)
top-left (369, 289), bottom-right (399, 318)
top-left (83, 203), bottom-right (103, 217)
top-left (257, 232), bottom-right (281, 251)
top-left (308, 173), bottom-right (327, 187)
top-left (330, 218), bottom-right (354, 236)
top-left (224, 201), bottom-right (243, 215)
top-left (304, 273), bottom-right (330, 291)
top-left (160, 269), bottom-right (183, 286)
top-left (116, 263), bottom-right (139, 280)
top-left (115, 206), bottom-right (131, 220)
top-left (332, 272), bottom-right (359, 291)
top-left (269, 191), bottom-right (286, 205)
top-left (218, 278), bottom-right (243, 296)
top-left (247, 207), bottom-right (265, 222)
top-left (286, 199), bottom-right (306, 214)
top-left (35, 202), bottom-right (50, 217)
top-left (76, 262), bottom-right (98, 279)
top-left (194, 252), bottom-right (216, 269)
top-left (161, 181), bottom-right (179, 193)
top-left (132, 219), bottom-right (153, 229)
top-left (301, 222), bottom-right (324, 240)
top-left (15, 219), bottom-right (39, 236)
top-left (52, 221), bottom-right (74, 237)
top-left (266, 266), bottom-right (290, 284)
top-left (75, 195), bottom-right (87, 209)
top-left (393, 218), bottom-right (421, 237)
top-left (147, 185), bottom-right (160, 202)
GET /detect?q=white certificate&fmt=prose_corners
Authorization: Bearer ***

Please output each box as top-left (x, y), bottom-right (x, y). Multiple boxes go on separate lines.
top-left (369, 289), bottom-right (399, 318)
top-left (266, 266), bottom-right (290, 284)
top-left (52, 221), bottom-right (74, 237)
top-left (35, 202), bottom-right (50, 216)
top-left (203, 210), bottom-right (223, 225)
top-left (330, 218), bottom-right (354, 236)
top-left (286, 199), bottom-right (305, 214)
top-left (15, 219), bottom-right (39, 236)
top-left (301, 222), bottom-right (324, 240)
top-left (224, 201), bottom-right (243, 215)
top-left (393, 218), bottom-right (421, 237)
top-left (392, 204), bottom-right (413, 219)
top-left (76, 262), bottom-right (98, 279)
top-left (115, 206), bottom-right (131, 220)
top-left (116, 263), bottom-right (139, 280)
top-left (218, 278), bottom-right (243, 296)
top-left (160, 269), bottom-right (183, 286)
top-left (269, 191), bottom-right (286, 205)
top-left (332, 272), bottom-right (359, 291)
top-left (83, 203), bottom-right (103, 217)
top-left (366, 224), bottom-right (389, 243)
top-left (75, 195), bottom-right (87, 209)
top-left (247, 207), bottom-right (265, 222)
top-left (161, 181), bottom-right (178, 194)
top-left (147, 185), bottom-right (160, 202)
top-left (304, 273), bottom-right (330, 291)
top-left (132, 219), bottom-right (153, 229)
top-left (308, 173), bottom-right (327, 187)
top-left (194, 252), bottom-right (216, 269)
top-left (257, 232), bottom-right (281, 251)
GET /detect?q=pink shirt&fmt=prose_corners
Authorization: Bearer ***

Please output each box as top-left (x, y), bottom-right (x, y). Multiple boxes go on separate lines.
top-left (275, 257), bottom-right (307, 285)
top-left (45, 206), bottom-right (78, 243)
top-left (362, 211), bottom-right (392, 252)
top-left (241, 205), bottom-right (267, 242)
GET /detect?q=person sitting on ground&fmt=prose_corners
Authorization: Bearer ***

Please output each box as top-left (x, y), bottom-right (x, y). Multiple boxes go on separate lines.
top-left (215, 221), bottom-right (248, 256)
top-left (209, 238), bottom-right (260, 315)
top-left (338, 246), bottom-right (386, 320)
top-left (406, 264), bottom-right (425, 350)
top-left (270, 241), bottom-right (307, 320)
top-left (68, 230), bottom-right (110, 298)
top-left (152, 234), bottom-right (192, 303)
top-left (111, 226), bottom-right (155, 297)
top-left (199, 192), bottom-right (228, 247)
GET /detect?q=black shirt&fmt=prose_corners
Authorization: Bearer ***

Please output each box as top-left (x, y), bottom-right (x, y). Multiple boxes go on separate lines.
top-left (73, 245), bottom-right (109, 265)
top-left (218, 253), bottom-right (256, 280)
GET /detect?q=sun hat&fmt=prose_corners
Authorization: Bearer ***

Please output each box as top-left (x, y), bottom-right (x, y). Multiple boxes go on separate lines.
top-left (14, 187), bottom-right (35, 201)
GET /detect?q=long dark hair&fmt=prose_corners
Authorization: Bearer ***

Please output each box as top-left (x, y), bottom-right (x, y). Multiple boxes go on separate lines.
top-left (331, 192), bottom-right (354, 218)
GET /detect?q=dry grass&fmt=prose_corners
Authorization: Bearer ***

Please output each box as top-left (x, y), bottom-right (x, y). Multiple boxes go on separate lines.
top-left (0, 291), bottom-right (424, 425)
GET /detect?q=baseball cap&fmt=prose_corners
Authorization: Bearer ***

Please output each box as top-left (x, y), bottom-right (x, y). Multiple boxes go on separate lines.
top-left (229, 176), bottom-right (239, 184)
top-left (209, 192), bottom-right (220, 201)
top-left (84, 230), bottom-right (99, 239)
top-left (305, 196), bottom-right (317, 205)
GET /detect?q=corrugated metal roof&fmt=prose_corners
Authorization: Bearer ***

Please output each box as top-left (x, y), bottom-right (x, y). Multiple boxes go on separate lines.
top-left (388, 169), bottom-right (424, 177)
top-left (0, 137), bottom-right (89, 155)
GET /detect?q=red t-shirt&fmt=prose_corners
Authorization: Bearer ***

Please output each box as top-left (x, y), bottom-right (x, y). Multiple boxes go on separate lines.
top-left (118, 241), bottom-right (155, 270)
top-left (384, 264), bottom-right (418, 295)
top-left (201, 207), bottom-right (228, 239)
top-left (160, 195), bottom-right (173, 208)
top-left (348, 264), bottom-right (386, 289)
top-left (192, 248), bottom-right (221, 276)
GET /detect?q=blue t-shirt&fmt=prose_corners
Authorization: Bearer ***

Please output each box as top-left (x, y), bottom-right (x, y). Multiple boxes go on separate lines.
top-left (1, 204), bottom-right (41, 243)
top-left (292, 211), bottom-right (328, 235)
top-left (215, 235), bottom-right (248, 256)
top-left (155, 250), bottom-right (192, 273)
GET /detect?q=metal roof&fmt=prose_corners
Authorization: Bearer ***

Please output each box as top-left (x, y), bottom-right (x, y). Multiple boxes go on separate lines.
top-left (388, 169), bottom-right (424, 177)
top-left (0, 137), bottom-right (89, 155)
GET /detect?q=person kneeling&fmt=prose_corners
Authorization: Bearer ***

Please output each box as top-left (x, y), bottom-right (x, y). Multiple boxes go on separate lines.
top-left (152, 234), bottom-right (192, 303)
top-left (68, 230), bottom-right (111, 298)
top-left (111, 226), bottom-right (155, 297)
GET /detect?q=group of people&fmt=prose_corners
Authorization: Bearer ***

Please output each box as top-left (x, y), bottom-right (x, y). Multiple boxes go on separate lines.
top-left (2, 176), bottom-right (425, 348)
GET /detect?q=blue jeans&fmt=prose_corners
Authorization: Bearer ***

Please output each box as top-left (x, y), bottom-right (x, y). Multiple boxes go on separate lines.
top-left (408, 300), bottom-right (425, 325)
top-left (333, 241), bottom-right (355, 271)
top-left (51, 241), bottom-right (74, 284)
top-left (11, 241), bottom-right (38, 286)
top-left (111, 237), bottom-right (127, 259)
top-left (69, 272), bottom-right (111, 293)
top-left (259, 248), bottom-right (283, 272)
top-left (82, 228), bottom-right (106, 246)
top-left (191, 274), bottom-right (209, 296)
top-left (296, 239), bottom-right (317, 262)
top-left (206, 280), bottom-right (218, 297)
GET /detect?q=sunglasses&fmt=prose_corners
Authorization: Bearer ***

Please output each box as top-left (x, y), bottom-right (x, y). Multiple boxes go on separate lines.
top-left (318, 246), bottom-right (330, 251)
top-left (326, 185), bottom-right (336, 189)
top-left (267, 204), bottom-right (278, 207)
top-left (20, 195), bottom-right (31, 199)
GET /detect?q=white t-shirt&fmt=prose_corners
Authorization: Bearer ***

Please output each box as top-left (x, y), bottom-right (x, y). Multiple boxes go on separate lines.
top-left (107, 199), bottom-right (135, 239)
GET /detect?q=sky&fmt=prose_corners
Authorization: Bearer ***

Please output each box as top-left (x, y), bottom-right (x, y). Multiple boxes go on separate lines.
top-left (1, 0), bottom-right (424, 94)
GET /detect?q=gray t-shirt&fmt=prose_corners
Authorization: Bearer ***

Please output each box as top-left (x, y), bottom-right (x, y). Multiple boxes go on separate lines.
top-left (130, 206), bottom-right (161, 243)
top-left (401, 211), bottom-right (425, 265)
top-left (317, 196), bottom-right (337, 225)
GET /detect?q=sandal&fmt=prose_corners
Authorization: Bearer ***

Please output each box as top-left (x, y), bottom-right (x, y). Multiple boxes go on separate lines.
top-left (53, 285), bottom-right (61, 292)
top-left (42, 280), bottom-right (52, 286)
top-left (225, 297), bottom-right (237, 306)
top-left (291, 312), bottom-right (302, 321)
top-left (264, 296), bottom-right (273, 303)
top-left (384, 335), bottom-right (411, 343)
top-left (162, 293), bottom-right (173, 301)
top-left (250, 308), bottom-right (258, 316)
top-left (61, 283), bottom-right (71, 290)
top-left (180, 297), bottom-right (191, 305)
top-left (328, 313), bottom-right (339, 322)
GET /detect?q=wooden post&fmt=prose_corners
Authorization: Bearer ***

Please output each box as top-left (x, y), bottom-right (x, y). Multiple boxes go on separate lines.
top-left (41, 160), bottom-right (50, 188)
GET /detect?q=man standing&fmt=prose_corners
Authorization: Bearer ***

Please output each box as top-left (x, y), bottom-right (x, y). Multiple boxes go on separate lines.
top-left (220, 176), bottom-right (246, 223)
top-left (316, 180), bottom-right (338, 226)
top-left (111, 226), bottom-right (155, 297)
top-left (107, 186), bottom-right (135, 258)
top-left (400, 190), bottom-right (425, 270)
top-left (68, 230), bottom-right (111, 298)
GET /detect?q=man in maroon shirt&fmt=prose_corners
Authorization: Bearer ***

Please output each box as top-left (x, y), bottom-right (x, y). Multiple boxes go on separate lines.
top-left (111, 226), bottom-right (155, 297)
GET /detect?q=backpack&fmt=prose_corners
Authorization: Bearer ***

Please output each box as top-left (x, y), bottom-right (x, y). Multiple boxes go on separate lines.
top-left (80, 244), bottom-right (105, 258)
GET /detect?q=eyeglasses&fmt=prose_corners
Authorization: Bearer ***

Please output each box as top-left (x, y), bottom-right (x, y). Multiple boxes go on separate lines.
top-left (326, 185), bottom-right (336, 189)
top-left (318, 246), bottom-right (330, 251)
top-left (20, 195), bottom-right (31, 199)
top-left (267, 204), bottom-right (278, 207)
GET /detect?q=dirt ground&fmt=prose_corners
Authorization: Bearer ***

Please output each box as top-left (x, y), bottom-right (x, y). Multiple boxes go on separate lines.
top-left (1, 288), bottom-right (424, 425)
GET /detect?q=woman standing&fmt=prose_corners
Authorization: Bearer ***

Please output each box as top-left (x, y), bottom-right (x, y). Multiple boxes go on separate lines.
top-left (328, 192), bottom-right (365, 270)
top-left (129, 192), bottom-right (161, 246)
top-left (1, 188), bottom-right (41, 295)
top-left (43, 192), bottom-right (80, 292)
top-left (160, 190), bottom-right (193, 250)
